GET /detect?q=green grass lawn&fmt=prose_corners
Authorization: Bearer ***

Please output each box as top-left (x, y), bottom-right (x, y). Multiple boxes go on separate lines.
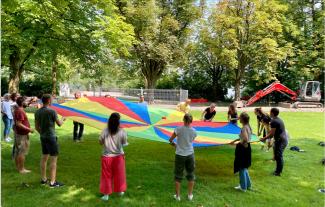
top-left (1, 111), bottom-right (324, 207)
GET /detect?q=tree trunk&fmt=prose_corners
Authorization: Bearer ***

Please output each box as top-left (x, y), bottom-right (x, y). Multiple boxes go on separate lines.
top-left (234, 79), bottom-right (241, 101)
top-left (8, 48), bottom-right (22, 93)
top-left (51, 53), bottom-right (58, 96)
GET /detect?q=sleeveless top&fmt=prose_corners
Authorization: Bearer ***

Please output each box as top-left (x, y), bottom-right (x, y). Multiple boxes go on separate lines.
top-left (239, 124), bottom-right (252, 143)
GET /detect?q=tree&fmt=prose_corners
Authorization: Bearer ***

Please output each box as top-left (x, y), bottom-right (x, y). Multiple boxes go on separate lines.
top-left (116, 0), bottom-right (203, 89)
top-left (1, 0), bottom-right (134, 94)
top-left (211, 0), bottom-right (293, 100)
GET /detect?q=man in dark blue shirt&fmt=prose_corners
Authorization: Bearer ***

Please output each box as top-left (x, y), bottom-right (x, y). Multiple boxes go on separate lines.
top-left (260, 108), bottom-right (288, 176)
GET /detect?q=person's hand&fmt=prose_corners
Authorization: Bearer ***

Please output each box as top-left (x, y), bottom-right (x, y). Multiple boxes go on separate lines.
top-left (259, 137), bottom-right (265, 142)
top-left (169, 142), bottom-right (176, 147)
top-left (30, 128), bottom-right (34, 133)
top-left (229, 141), bottom-right (235, 145)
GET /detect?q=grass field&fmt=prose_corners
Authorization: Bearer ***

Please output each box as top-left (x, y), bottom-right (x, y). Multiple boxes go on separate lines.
top-left (1, 111), bottom-right (324, 207)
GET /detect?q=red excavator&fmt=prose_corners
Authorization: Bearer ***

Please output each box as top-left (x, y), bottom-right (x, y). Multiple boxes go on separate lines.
top-left (243, 81), bottom-right (323, 108)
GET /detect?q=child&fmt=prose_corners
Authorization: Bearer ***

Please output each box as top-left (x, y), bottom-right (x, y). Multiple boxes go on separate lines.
top-left (169, 114), bottom-right (197, 201)
top-left (99, 113), bottom-right (128, 201)
top-left (227, 104), bottom-right (238, 125)
top-left (230, 112), bottom-right (252, 192)
top-left (260, 116), bottom-right (273, 153)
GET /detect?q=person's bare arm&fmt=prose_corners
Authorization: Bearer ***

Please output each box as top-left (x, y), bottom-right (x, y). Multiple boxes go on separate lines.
top-left (55, 117), bottom-right (66, 127)
top-left (169, 132), bottom-right (177, 146)
top-left (16, 121), bottom-right (34, 133)
top-left (260, 128), bottom-right (276, 142)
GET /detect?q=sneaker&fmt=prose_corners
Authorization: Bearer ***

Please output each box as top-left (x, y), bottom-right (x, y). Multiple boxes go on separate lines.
top-left (188, 194), bottom-right (193, 201)
top-left (40, 179), bottom-right (48, 185)
top-left (234, 185), bottom-right (246, 192)
top-left (272, 171), bottom-right (281, 176)
top-left (173, 194), bottom-right (181, 201)
top-left (101, 195), bottom-right (109, 201)
top-left (118, 192), bottom-right (125, 196)
top-left (49, 181), bottom-right (64, 188)
top-left (5, 137), bottom-right (12, 142)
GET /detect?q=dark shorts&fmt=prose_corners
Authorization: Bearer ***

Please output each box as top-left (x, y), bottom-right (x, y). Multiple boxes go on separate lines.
top-left (40, 137), bottom-right (59, 156)
top-left (174, 154), bottom-right (195, 182)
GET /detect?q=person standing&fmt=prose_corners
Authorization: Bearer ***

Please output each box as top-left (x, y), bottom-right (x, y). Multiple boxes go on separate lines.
top-left (1, 93), bottom-right (13, 142)
top-left (260, 108), bottom-right (288, 176)
top-left (201, 103), bottom-right (216, 122)
top-left (169, 114), bottom-right (197, 201)
top-left (230, 112), bottom-right (252, 192)
top-left (99, 113), bottom-right (128, 201)
top-left (13, 97), bottom-right (34, 173)
top-left (73, 92), bottom-right (84, 142)
top-left (35, 94), bottom-right (65, 187)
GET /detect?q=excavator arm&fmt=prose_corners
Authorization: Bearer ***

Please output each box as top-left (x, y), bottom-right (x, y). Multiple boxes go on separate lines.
top-left (245, 81), bottom-right (297, 106)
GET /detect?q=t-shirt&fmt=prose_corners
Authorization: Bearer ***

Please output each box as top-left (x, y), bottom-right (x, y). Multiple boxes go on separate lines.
top-left (174, 126), bottom-right (197, 156)
top-left (177, 102), bottom-right (190, 113)
top-left (34, 106), bottom-right (58, 139)
top-left (14, 108), bottom-right (30, 135)
top-left (228, 111), bottom-right (238, 124)
top-left (1, 100), bottom-right (13, 119)
top-left (204, 108), bottom-right (216, 120)
top-left (99, 128), bottom-right (128, 157)
top-left (239, 124), bottom-right (252, 143)
top-left (270, 117), bottom-right (286, 140)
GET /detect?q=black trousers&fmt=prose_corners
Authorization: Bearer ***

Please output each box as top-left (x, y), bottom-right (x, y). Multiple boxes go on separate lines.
top-left (273, 138), bottom-right (288, 174)
top-left (73, 121), bottom-right (84, 140)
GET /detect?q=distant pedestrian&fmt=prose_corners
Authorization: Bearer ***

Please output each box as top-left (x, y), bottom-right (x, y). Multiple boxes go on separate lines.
top-left (73, 92), bottom-right (84, 142)
top-left (1, 93), bottom-right (13, 142)
top-left (177, 99), bottom-right (191, 114)
top-left (227, 104), bottom-right (238, 124)
top-left (201, 103), bottom-right (216, 122)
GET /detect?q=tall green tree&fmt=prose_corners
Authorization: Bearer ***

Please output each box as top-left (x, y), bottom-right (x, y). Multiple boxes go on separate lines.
top-left (116, 0), bottom-right (203, 89)
top-left (1, 0), bottom-right (134, 94)
top-left (210, 0), bottom-right (293, 100)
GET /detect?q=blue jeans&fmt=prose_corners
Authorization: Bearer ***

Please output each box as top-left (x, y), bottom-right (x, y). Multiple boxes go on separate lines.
top-left (239, 168), bottom-right (251, 190)
top-left (2, 115), bottom-right (13, 137)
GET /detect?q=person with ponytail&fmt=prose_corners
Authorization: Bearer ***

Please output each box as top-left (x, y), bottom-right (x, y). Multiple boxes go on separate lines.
top-left (99, 113), bottom-right (128, 201)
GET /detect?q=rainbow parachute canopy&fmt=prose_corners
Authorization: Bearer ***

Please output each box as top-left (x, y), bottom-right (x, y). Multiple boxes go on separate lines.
top-left (52, 97), bottom-right (257, 147)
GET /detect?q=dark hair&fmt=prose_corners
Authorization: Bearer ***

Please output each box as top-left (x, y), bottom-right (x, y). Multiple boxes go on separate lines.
top-left (16, 96), bottom-right (26, 107)
top-left (41, 94), bottom-right (52, 104)
top-left (270, 108), bottom-right (280, 117)
top-left (239, 112), bottom-right (250, 124)
top-left (10, 93), bottom-right (18, 101)
top-left (183, 113), bottom-right (193, 125)
top-left (254, 107), bottom-right (263, 115)
top-left (108, 113), bottom-right (120, 135)
top-left (228, 104), bottom-right (237, 115)
top-left (262, 116), bottom-right (271, 124)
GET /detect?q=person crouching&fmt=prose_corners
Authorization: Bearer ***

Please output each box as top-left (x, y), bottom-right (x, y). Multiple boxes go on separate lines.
top-left (230, 112), bottom-right (252, 192)
top-left (99, 112), bottom-right (128, 201)
top-left (169, 113), bottom-right (197, 201)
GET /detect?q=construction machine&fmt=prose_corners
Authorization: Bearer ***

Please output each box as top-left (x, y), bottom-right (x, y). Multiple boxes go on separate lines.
top-left (242, 81), bottom-right (323, 108)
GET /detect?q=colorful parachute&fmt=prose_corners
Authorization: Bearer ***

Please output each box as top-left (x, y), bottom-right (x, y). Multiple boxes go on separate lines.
top-left (51, 97), bottom-right (257, 147)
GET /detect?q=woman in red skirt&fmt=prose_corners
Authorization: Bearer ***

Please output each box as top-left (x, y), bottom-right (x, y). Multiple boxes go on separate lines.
top-left (99, 112), bottom-right (128, 201)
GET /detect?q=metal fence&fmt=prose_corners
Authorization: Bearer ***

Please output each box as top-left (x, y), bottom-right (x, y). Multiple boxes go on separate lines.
top-left (61, 83), bottom-right (188, 104)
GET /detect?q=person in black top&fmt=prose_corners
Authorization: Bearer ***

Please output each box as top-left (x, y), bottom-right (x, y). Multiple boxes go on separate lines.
top-left (73, 92), bottom-right (84, 142)
top-left (260, 108), bottom-right (288, 176)
top-left (227, 104), bottom-right (238, 124)
top-left (254, 108), bottom-right (270, 137)
top-left (201, 103), bottom-right (216, 122)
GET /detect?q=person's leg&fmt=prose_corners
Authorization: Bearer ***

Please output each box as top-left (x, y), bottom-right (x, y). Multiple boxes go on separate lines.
top-left (273, 141), bottom-right (283, 175)
top-left (100, 156), bottom-right (113, 198)
top-left (49, 156), bottom-right (58, 184)
top-left (113, 155), bottom-right (127, 193)
top-left (40, 154), bottom-right (49, 181)
top-left (245, 169), bottom-right (251, 189)
top-left (78, 123), bottom-right (84, 140)
top-left (239, 169), bottom-right (247, 190)
top-left (73, 121), bottom-right (78, 141)
top-left (2, 116), bottom-right (9, 139)
top-left (185, 154), bottom-right (195, 197)
top-left (174, 155), bottom-right (185, 198)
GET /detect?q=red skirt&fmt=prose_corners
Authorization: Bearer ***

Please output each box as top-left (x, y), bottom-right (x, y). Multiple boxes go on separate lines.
top-left (100, 155), bottom-right (127, 195)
